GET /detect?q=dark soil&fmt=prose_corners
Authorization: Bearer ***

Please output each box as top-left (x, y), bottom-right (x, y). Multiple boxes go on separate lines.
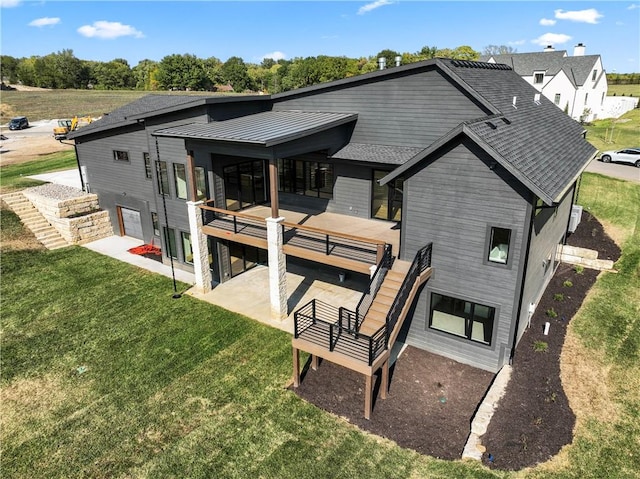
top-left (291, 211), bottom-right (620, 468)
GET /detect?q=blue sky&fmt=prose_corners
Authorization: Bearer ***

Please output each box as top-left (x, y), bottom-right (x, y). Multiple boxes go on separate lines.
top-left (1, 1), bottom-right (639, 73)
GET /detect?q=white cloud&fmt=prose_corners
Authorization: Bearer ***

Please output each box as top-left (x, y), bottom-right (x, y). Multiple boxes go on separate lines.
top-left (508, 40), bottom-right (526, 46)
top-left (261, 51), bottom-right (286, 61)
top-left (554, 8), bottom-right (603, 24)
top-left (539, 18), bottom-right (556, 26)
top-left (532, 33), bottom-right (572, 47)
top-left (358, 0), bottom-right (394, 15)
top-left (0, 0), bottom-right (21, 7)
top-left (29, 17), bottom-right (60, 27)
top-left (628, 4), bottom-right (639, 10)
top-left (77, 21), bottom-right (144, 39)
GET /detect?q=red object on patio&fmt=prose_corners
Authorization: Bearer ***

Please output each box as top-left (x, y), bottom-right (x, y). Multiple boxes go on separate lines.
top-left (128, 242), bottom-right (162, 256)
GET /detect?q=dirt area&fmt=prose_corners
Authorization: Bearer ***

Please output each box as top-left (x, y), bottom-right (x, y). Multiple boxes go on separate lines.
top-left (0, 134), bottom-right (73, 166)
top-left (291, 211), bottom-right (620, 469)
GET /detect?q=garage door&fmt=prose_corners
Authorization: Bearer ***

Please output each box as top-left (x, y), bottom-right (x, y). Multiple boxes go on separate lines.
top-left (120, 207), bottom-right (143, 239)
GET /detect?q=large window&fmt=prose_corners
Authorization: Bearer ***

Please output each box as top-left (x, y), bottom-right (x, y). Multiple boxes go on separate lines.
top-left (181, 231), bottom-right (193, 264)
top-left (372, 169), bottom-right (403, 221)
top-left (278, 158), bottom-right (333, 199)
top-left (173, 163), bottom-right (187, 199)
top-left (163, 227), bottom-right (177, 259)
top-left (156, 161), bottom-right (169, 196)
top-left (488, 227), bottom-right (511, 264)
top-left (429, 293), bottom-right (495, 345)
top-left (195, 166), bottom-right (207, 200)
top-left (143, 153), bottom-right (152, 179)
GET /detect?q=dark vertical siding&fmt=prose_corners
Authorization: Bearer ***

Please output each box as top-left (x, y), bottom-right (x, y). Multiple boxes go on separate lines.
top-left (514, 185), bottom-right (575, 348)
top-left (274, 69), bottom-right (487, 149)
top-left (401, 139), bottom-right (530, 372)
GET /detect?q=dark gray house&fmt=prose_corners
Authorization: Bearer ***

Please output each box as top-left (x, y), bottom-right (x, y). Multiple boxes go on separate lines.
top-left (69, 59), bottom-right (596, 397)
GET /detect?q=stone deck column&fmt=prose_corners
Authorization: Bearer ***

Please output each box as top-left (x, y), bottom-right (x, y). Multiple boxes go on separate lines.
top-left (266, 216), bottom-right (287, 320)
top-left (187, 200), bottom-right (212, 293)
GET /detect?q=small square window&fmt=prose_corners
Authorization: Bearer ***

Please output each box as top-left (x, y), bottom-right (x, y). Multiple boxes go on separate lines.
top-left (113, 150), bottom-right (129, 162)
top-left (488, 227), bottom-right (511, 264)
top-left (143, 153), bottom-right (152, 179)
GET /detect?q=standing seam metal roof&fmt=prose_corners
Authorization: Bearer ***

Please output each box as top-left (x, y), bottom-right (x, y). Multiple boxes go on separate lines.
top-left (152, 110), bottom-right (357, 146)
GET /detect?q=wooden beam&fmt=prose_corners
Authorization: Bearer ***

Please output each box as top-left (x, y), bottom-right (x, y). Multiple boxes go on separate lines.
top-left (269, 158), bottom-right (279, 218)
top-left (311, 354), bottom-right (318, 371)
top-left (381, 359), bottom-right (389, 400)
top-left (364, 374), bottom-right (373, 420)
top-left (186, 150), bottom-right (198, 202)
top-left (293, 347), bottom-right (300, 387)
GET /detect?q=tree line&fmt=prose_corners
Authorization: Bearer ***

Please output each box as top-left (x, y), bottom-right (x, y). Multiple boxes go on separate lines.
top-left (1, 46), bottom-right (482, 94)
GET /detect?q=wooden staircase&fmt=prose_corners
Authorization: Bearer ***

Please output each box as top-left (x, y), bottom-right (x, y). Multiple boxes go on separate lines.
top-left (292, 244), bottom-right (433, 419)
top-left (1, 192), bottom-right (69, 250)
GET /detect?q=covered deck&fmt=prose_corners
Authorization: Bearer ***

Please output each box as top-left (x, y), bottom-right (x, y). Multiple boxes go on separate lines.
top-left (200, 202), bottom-right (400, 275)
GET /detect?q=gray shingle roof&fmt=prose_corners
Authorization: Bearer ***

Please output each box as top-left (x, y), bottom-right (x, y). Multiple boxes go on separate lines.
top-left (68, 94), bottom-right (209, 139)
top-left (330, 143), bottom-right (424, 165)
top-left (383, 59), bottom-right (597, 204)
top-left (479, 51), bottom-right (601, 87)
top-left (152, 110), bottom-right (357, 146)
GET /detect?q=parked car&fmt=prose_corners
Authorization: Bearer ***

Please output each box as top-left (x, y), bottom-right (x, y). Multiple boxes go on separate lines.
top-left (600, 148), bottom-right (640, 167)
top-left (8, 116), bottom-right (29, 130)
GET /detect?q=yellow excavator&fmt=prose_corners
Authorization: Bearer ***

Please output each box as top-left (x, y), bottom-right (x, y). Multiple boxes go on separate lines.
top-left (53, 116), bottom-right (93, 140)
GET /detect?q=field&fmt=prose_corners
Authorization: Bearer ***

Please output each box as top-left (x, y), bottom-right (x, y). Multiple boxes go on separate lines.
top-left (608, 84), bottom-right (640, 97)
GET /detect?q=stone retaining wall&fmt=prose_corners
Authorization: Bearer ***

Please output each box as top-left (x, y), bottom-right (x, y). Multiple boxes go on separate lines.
top-left (24, 184), bottom-right (113, 244)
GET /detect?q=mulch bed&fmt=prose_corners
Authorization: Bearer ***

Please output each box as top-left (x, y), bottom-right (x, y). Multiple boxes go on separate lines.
top-left (291, 211), bottom-right (620, 468)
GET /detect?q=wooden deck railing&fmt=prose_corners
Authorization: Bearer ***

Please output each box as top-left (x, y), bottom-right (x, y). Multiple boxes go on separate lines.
top-left (199, 202), bottom-right (388, 267)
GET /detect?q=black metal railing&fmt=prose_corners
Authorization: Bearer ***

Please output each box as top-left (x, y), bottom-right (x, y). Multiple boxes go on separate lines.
top-left (354, 244), bottom-right (394, 330)
top-left (384, 243), bottom-right (433, 346)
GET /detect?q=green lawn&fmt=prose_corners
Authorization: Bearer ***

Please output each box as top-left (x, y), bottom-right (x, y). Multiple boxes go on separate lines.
top-left (608, 84), bottom-right (640, 98)
top-left (0, 150), bottom-right (77, 194)
top-left (2, 173), bottom-right (639, 478)
top-left (584, 108), bottom-right (640, 152)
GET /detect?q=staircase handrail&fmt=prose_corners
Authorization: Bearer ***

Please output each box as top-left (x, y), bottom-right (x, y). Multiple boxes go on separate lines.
top-left (385, 243), bottom-right (433, 346)
top-left (354, 244), bottom-right (393, 330)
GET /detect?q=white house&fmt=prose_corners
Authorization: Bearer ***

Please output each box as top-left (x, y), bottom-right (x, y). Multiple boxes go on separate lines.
top-left (481, 43), bottom-right (608, 122)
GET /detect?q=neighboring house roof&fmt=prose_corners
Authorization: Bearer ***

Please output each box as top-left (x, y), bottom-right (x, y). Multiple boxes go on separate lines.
top-left (152, 110), bottom-right (357, 147)
top-left (381, 59), bottom-right (597, 204)
top-left (479, 51), bottom-right (601, 88)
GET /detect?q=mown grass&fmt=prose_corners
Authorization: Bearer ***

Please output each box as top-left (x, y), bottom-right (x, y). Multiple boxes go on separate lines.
top-left (584, 108), bottom-right (640, 152)
top-left (0, 89), bottom-right (224, 122)
top-left (0, 150), bottom-right (76, 193)
top-left (608, 84), bottom-right (640, 97)
top-left (1, 173), bottom-right (638, 478)
top-left (0, 209), bottom-right (503, 479)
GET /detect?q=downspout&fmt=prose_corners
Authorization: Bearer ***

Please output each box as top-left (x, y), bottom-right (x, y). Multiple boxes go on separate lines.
top-left (509, 200), bottom-right (536, 365)
top-left (73, 143), bottom-right (86, 192)
top-left (563, 181), bottom-right (578, 244)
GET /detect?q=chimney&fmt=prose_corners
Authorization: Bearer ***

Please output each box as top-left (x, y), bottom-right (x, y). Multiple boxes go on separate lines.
top-left (395, 55), bottom-right (402, 67)
top-left (543, 45), bottom-right (555, 52)
top-left (378, 57), bottom-right (386, 70)
top-left (574, 43), bottom-right (586, 56)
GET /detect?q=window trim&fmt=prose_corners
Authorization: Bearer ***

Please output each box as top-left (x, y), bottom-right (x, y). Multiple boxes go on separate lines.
top-left (427, 290), bottom-right (497, 347)
top-left (173, 163), bottom-right (188, 200)
top-left (484, 225), bottom-right (514, 269)
top-left (113, 150), bottom-right (130, 162)
top-left (143, 152), bottom-right (152, 179)
top-left (533, 71), bottom-right (544, 84)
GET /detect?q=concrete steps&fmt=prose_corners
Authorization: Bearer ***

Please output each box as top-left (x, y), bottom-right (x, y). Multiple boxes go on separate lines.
top-left (2, 192), bottom-right (69, 250)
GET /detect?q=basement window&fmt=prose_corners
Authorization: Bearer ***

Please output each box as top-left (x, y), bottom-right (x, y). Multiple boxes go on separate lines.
top-left (113, 150), bottom-right (130, 162)
top-left (429, 293), bottom-right (495, 345)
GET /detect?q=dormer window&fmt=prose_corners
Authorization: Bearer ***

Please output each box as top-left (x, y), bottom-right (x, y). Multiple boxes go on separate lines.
top-left (533, 72), bottom-right (544, 84)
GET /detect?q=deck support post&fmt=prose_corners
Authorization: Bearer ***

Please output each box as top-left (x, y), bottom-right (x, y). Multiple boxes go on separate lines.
top-left (187, 200), bottom-right (212, 293)
top-left (364, 374), bottom-right (373, 420)
top-left (311, 354), bottom-right (318, 371)
top-left (266, 216), bottom-right (288, 320)
top-left (292, 347), bottom-right (300, 387)
top-left (381, 360), bottom-right (389, 400)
